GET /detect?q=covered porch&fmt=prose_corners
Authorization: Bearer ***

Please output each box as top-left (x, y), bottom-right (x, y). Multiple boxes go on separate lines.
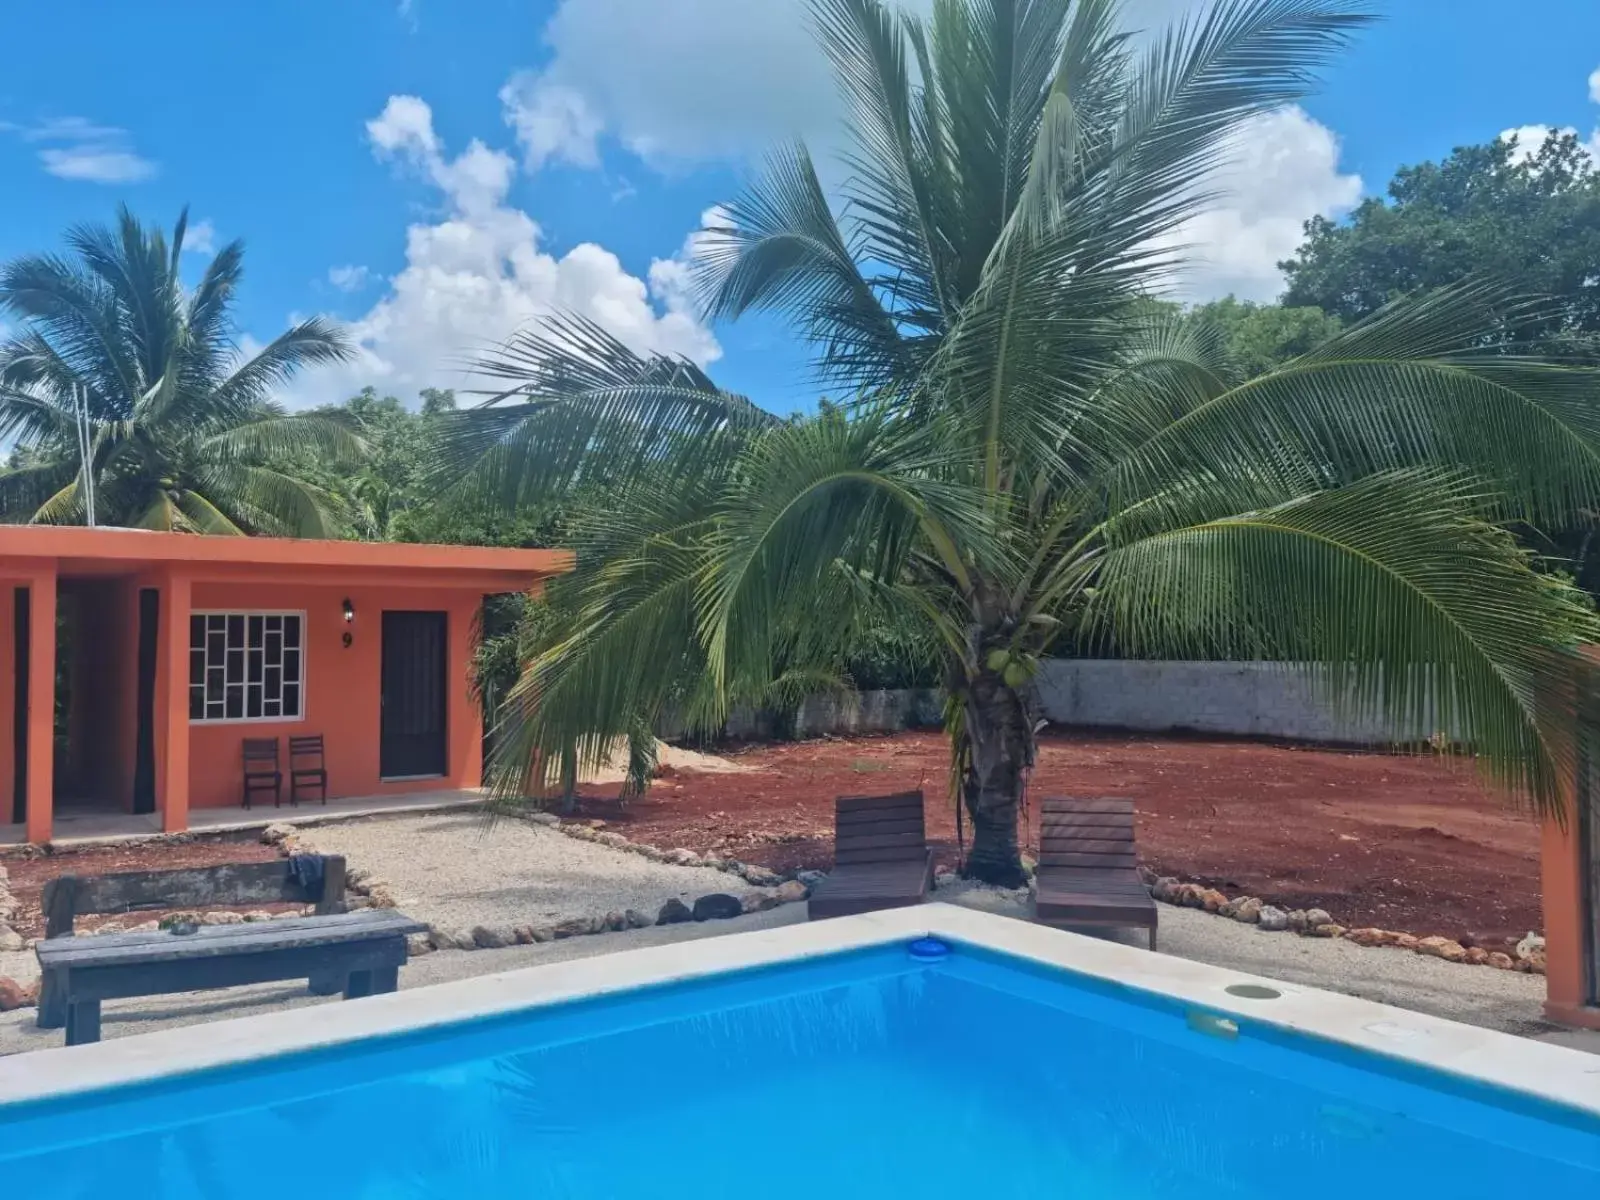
top-left (0, 527), bottom-right (570, 843)
top-left (0, 785), bottom-right (488, 847)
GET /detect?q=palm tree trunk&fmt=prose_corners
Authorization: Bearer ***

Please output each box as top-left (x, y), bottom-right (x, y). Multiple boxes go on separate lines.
top-left (961, 668), bottom-right (1031, 888)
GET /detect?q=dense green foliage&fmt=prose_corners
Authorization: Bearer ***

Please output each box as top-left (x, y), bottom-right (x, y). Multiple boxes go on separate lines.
top-left (1185, 297), bottom-right (1344, 376)
top-left (440, 0), bottom-right (1600, 884)
top-left (0, 208), bottom-right (358, 533)
top-left (1282, 128), bottom-right (1600, 361)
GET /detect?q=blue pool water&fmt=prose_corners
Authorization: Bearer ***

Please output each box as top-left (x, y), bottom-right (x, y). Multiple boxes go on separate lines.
top-left (1, 944), bottom-right (1596, 1197)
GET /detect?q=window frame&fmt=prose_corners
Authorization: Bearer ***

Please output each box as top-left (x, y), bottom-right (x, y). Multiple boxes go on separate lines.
top-left (188, 608), bottom-right (308, 726)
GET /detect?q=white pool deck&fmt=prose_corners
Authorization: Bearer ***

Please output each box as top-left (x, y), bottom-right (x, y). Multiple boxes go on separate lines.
top-left (1, 904), bottom-right (1597, 1120)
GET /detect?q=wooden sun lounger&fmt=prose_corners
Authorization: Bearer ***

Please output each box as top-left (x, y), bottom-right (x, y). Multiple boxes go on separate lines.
top-left (808, 791), bottom-right (934, 920)
top-left (1034, 796), bottom-right (1158, 950)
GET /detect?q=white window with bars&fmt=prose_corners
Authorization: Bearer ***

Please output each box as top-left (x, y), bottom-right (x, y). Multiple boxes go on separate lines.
top-left (189, 611), bottom-right (305, 723)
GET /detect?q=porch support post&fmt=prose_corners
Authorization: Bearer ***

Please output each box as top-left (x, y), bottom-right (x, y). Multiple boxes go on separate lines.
top-left (159, 571), bottom-right (191, 834)
top-left (24, 566), bottom-right (55, 844)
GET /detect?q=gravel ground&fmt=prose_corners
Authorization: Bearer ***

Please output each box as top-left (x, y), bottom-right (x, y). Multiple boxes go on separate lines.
top-left (0, 880), bottom-right (1558, 1056)
top-left (296, 811), bottom-right (754, 937)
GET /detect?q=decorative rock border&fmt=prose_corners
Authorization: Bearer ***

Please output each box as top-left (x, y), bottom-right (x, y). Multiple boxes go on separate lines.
top-left (0, 863), bottom-right (22, 953)
top-left (268, 815), bottom-right (820, 956)
top-left (0, 856), bottom-right (36, 1011)
top-left (269, 818), bottom-right (1562, 977)
top-left (1148, 875), bottom-right (1546, 974)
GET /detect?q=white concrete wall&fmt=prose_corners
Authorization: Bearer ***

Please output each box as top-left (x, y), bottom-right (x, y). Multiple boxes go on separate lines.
top-left (720, 688), bottom-right (945, 739)
top-left (1033, 660), bottom-right (1426, 745)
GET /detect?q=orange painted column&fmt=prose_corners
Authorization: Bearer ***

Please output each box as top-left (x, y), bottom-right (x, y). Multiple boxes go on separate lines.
top-left (24, 567), bottom-right (55, 844)
top-left (1542, 811), bottom-right (1599, 1028)
top-left (159, 571), bottom-right (191, 834)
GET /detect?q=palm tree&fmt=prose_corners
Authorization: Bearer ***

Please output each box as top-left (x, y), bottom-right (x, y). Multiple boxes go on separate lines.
top-left (446, 0), bottom-right (1600, 885)
top-left (0, 207), bottom-right (359, 534)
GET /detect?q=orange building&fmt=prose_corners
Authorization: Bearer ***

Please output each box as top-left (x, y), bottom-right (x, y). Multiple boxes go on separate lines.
top-left (0, 526), bottom-right (571, 843)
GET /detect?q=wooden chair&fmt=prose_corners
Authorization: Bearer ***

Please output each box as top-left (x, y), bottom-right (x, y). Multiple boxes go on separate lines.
top-left (807, 791), bottom-right (934, 920)
top-left (290, 734), bottom-right (329, 806)
top-left (1034, 797), bottom-right (1158, 950)
top-left (242, 738), bottom-right (282, 809)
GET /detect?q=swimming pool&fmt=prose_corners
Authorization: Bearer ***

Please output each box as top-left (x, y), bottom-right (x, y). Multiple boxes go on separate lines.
top-left (0, 905), bottom-right (1595, 1196)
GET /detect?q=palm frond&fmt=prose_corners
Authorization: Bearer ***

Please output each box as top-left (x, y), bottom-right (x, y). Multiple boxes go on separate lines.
top-left (0, 459), bottom-right (78, 523)
top-left (444, 314), bottom-right (773, 507)
top-left (1087, 469), bottom-right (1600, 812)
top-left (1104, 283), bottom-right (1600, 532)
top-left (190, 463), bottom-right (352, 538)
top-left (201, 317), bottom-right (353, 424)
top-left (813, 0), bottom-right (954, 324)
top-left (694, 145), bottom-right (914, 386)
top-left (696, 408), bottom-right (988, 698)
top-left (0, 252), bottom-right (144, 409)
top-left (202, 412), bottom-right (366, 465)
top-left (1086, 0), bottom-right (1372, 280)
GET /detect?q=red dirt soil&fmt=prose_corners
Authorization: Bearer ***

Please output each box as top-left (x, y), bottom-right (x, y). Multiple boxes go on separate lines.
top-left (2, 837), bottom-right (290, 940)
top-left (570, 731), bottom-right (1543, 950)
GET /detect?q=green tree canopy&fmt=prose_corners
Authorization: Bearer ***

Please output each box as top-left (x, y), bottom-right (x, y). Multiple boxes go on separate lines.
top-left (1281, 129), bottom-right (1600, 360)
top-left (0, 207), bottom-right (359, 534)
top-left (446, 0), bottom-right (1600, 885)
top-left (1186, 296), bottom-right (1344, 376)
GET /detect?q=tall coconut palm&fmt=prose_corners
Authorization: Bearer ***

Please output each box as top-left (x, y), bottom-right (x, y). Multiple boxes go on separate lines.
top-left (446, 0), bottom-right (1600, 885)
top-left (0, 207), bottom-right (359, 534)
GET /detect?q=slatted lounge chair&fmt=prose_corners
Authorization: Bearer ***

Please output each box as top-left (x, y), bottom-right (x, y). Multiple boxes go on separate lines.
top-left (1034, 796), bottom-right (1158, 950)
top-left (807, 790), bottom-right (935, 920)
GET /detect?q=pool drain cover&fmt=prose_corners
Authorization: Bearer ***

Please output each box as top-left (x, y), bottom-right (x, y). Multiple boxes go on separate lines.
top-left (1225, 983), bottom-right (1281, 1000)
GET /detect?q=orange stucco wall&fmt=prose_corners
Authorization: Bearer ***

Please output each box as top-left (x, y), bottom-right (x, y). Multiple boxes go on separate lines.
top-left (179, 582), bottom-right (484, 811)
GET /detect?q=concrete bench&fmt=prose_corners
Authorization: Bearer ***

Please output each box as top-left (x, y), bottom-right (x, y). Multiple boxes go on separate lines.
top-left (34, 910), bottom-right (425, 1046)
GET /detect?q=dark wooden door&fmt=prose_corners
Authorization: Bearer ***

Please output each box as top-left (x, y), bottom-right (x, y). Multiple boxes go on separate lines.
top-left (132, 588), bottom-right (159, 814)
top-left (380, 611), bottom-right (448, 779)
top-left (11, 587), bottom-right (28, 825)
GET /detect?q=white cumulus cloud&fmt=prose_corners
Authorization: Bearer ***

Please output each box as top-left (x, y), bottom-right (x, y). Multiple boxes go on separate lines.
top-left (182, 219), bottom-right (217, 257)
top-left (525, 0), bottom-right (1193, 164)
top-left (1501, 64), bottom-right (1600, 164)
top-left (512, 0), bottom-right (1345, 301)
top-left (1152, 106), bottom-right (1363, 302)
top-left (499, 71), bottom-right (604, 170)
top-left (327, 264), bottom-right (373, 292)
top-left (281, 96), bottom-right (718, 409)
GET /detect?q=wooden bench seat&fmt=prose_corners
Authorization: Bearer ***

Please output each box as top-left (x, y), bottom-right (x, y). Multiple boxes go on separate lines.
top-left (808, 791), bottom-right (934, 920)
top-left (1034, 796), bottom-right (1158, 949)
top-left (35, 910), bottom-right (426, 1046)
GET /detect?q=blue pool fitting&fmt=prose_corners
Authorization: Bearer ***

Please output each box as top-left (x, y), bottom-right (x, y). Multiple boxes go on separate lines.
top-left (908, 936), bottom-right (951, 961)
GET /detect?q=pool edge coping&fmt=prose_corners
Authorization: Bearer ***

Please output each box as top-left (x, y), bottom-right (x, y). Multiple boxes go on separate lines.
top-left (1, 903), bottom-right (1596, 1117)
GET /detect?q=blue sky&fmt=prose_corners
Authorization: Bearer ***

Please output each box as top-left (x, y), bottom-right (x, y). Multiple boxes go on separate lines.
top-left (2, 0), bottom-right (1598, 415)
